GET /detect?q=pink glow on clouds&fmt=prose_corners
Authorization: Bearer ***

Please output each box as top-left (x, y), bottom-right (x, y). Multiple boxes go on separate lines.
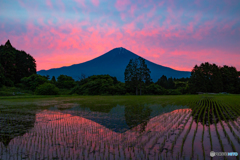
top-left (91, 0), bottom-right (99, 6)
top-left (46, 0), bottom-right (53, 9)
top-left (1, 0), bottom-right (240, 72)
top-left (115, 0), bottom-right (131, 11)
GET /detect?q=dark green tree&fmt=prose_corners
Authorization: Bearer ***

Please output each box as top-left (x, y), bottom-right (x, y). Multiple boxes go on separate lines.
top-left (21, 74), bottom-right (48, 91)
top-left (189, 62), bottom-right (239, 93)
top-left (124, 57), bottom-right (151, 95)
top-left (167, 77), bottom-right (175, 89)
top-left (50, 76), bottom-right (57, 84)
top-left (0, 40), bottom-right (36, 85)
top-left (0, 42), bottom-right (16, 86)
top-left (0, 63), bottom-right (5, 87)
top-left (156, 75), bottom-right (168, 88)
top-left (57, 75), bottom-right (76, 89)
top-left (35, 83), bottom-right (59, 95)
top-left (71, 75), bottom-right (123, 95)
top-left (15, 50), bottom-right (36, 84)
top-left (145, 84), bottom-right (166, 95)
top-left (220, 65), bottom-right (239, 93)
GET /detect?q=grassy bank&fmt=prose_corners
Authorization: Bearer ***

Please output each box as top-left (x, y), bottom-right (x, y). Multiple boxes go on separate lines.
top-left (0, 94), bottom-right (239, 109)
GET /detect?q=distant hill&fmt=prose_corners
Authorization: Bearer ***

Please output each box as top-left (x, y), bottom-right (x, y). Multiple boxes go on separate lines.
top-left (37, 47), bottom-right (191, 82)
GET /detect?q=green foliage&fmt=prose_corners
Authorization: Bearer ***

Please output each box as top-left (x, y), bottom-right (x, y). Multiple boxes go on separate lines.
top-left (21, 74), bottom-right (48, 91)
top-left (50, 76), bottom-right (57, 85)
top-left (220, 65), bottom-right (239, 93)
top-left (71, 75), bottom-right (118, 95)
top-left (57, 75), bottom-right (76, 89)
top-left (0, 40), bottom-right (36, 86)
top-left (177, 86), bottom-right (189, 94)
top-left (108, 82), bottom-right (126, 95)
top-left (189, 62), bottom-right (239, 93)
top-left (156, 75), bottom-right (175, 89)
top-left (167, 89), bottom-right (182, 95)
top-left (0, 63), bottom-right (6, 87)
top-left (0, 91), bottom-right (14, 96)
top-left (35, 83), bottom-right (59, 95)
top-left (145, 84), bottom-right (166, 95)
top-left (124, 57), bottom-right (152, 95)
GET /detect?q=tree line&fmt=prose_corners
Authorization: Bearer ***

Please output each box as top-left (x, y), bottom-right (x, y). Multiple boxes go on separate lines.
top-left (0, 40), bottom-right (239, 95)
top-left (189, 62), bottom-right (240, 93)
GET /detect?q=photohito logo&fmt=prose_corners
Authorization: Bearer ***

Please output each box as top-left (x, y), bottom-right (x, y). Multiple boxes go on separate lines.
top-left (210, 151), bottom-right (215, 157)
top-left (210, 151), bottom-right (238, 157)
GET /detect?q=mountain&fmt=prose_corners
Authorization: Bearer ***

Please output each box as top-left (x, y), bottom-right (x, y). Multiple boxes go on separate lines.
top-left (37, 47), bottom-right (191, 82)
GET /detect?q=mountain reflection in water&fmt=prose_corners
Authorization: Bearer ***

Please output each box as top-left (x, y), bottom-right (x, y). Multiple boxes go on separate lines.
top-left (0, 104), bottom-right (190, 160)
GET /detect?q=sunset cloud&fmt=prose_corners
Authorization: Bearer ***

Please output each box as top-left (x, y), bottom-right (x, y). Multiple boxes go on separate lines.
top-left (0, 0), bottom-right (239, 72)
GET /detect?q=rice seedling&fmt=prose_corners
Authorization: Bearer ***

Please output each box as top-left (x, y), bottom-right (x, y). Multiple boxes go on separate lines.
top-left (217, 102), bottom-right (240, 140)
top-left (214, 100), bottom-right (238, 155)
top-left (191, 98), bottom-right (205, 159)
top-left (180, 100), bottom-right (202, 156)
top-left (207, 99), bottom-right (213, 151)
top-left (211, 100), bottom-right (225, 159)
top-left (170, 111), bottom-right (190, 152)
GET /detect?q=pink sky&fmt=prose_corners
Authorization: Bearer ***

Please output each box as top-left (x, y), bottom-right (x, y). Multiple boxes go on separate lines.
top-left (0, 0), bottom-right (240, 71)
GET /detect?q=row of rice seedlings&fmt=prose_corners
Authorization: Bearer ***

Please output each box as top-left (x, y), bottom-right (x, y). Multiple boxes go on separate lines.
top-left (170, 110), bottom-right (192, 152)
top-left (214, 101), bottom-right (238, 155)
top-left (219, 101), bottom-right (240, 133)
top-left (121, 111), bottom-right (172, 147)
top-left (219, 101), bottom-right (240, 127)
top-left (180, 99), bottom-right (203, 156)
top-left (207, 99), bottom-right (213, 152)
top-left (137, 110), bottom-right (183, 149)
top-left (160, 112), bottom-right (187, 156)
top-left (201, 100), bottom-right (208, 160)
top-left (138, 114), bottom-right (177, 150)
top-left (211, 100), bottom-right (226, 160)
top-left (190, 99), bottom-right (205, 159)
top-left (217, 102), bottom-right (240, 143)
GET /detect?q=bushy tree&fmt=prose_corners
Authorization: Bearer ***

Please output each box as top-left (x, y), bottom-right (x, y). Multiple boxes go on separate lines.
top-left (57, 75), bottom-right (76, 89)
top-left (50, 76), bottom-right (57, 85)
top-left (35, 83), bottom-right (59, 95)
top-left (189, 62), bottom-right (239, 93)
top-left (220, 65), bottom-right (238, 93)
top-left (124, 57), bottom-right (151, 95)
top-left (156, 75), bottom-right (168, 88)
top-left (71, 75), bottom-right (121, 95)
top-left (156, 75), bottom-right (175, 89)
top-left (21, 74), bottom-right (48, 91)
top-left (145, 84), bottom-right (166, 95)
top-left (108, 82), bottom-right (126, 95)
top-left (0, 63), bottom-right (5, 87)
top-left (0, 40), bottom-right (36, 85)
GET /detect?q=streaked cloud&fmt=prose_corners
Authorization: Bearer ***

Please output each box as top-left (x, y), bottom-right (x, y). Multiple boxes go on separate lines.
top-left (0, 0), bottom-right (239, 71)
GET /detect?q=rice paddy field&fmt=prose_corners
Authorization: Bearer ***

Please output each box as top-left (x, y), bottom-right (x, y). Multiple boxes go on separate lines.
top-left (0, 95), bottom-right (239, 160)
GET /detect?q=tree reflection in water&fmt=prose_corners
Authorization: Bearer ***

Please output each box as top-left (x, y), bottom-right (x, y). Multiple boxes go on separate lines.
top-left (125, 105), bottom-right (152, 133)
top-left (0, 111), bottom-right (36, 147)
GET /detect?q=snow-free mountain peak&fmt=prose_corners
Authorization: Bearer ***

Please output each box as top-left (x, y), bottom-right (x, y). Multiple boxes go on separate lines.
top-left (38, 48), bottom-right (191, 82)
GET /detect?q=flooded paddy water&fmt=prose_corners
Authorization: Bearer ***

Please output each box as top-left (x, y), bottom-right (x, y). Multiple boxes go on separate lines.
top-left (0, 97), bottom-right (239, 160)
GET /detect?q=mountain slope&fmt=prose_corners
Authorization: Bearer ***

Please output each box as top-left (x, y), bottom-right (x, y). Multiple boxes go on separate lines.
top-left (37, 47), bottom-right (191, 82)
